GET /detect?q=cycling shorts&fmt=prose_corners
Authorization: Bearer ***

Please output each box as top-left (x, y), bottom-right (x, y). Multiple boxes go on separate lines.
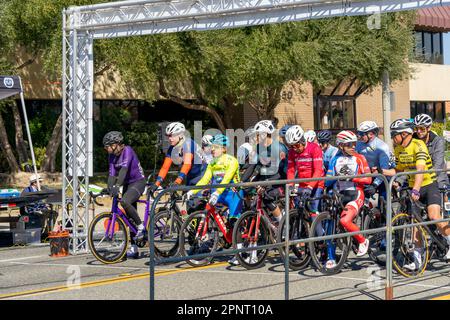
top-left (419, 182), bottom-right (441, 207)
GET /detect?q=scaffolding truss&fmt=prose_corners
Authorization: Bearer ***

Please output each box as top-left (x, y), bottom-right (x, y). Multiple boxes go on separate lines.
top-left (63, 0), bottom-right (450, 254)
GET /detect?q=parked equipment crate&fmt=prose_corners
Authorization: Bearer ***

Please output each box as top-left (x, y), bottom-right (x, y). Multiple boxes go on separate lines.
top-left (11, 228), bottom-right (41, 245)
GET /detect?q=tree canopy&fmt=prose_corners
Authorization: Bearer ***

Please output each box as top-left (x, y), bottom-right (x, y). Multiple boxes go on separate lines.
top-left (0, 0), bottom-right (417, 171)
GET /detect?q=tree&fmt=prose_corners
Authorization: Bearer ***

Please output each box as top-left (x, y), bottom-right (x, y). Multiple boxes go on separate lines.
top-left (0, 0), bottom-right (417, 174)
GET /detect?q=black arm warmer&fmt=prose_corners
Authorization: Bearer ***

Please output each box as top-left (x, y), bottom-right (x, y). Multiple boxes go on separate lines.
top-left (107, 175), bottom-right (117, 190)
top-left (115, 167), bottom-right (129, 187)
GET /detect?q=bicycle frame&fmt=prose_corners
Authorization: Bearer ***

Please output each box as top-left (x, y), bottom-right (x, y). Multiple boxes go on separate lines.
top-left (105, 196), bottom-right (150, 238)
top-left (197, 203), bottom-right (232, 244)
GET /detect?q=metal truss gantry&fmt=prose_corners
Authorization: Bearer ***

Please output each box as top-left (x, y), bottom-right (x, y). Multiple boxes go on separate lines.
top-left (63, 0), bottom-right (450, 254)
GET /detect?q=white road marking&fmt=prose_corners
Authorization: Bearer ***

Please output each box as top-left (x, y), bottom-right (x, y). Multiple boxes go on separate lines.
top-left (0, 256), bottom-right (46, 263)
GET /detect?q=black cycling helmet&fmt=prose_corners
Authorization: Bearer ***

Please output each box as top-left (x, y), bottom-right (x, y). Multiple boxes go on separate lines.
top-left (390, 119), bottom-right (414, 138)
top-left (103, 131), bottom-right (124, 147)
top-left (317, 130), bottom-right (332, 143)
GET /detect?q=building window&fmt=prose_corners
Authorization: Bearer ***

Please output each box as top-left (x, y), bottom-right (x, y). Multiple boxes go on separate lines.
top-left (315, 96), bottom-right (357, 131)
top-left (410, 101), bottom-right (445, 122)
top-left (414, 31), bottom-right (443, 64)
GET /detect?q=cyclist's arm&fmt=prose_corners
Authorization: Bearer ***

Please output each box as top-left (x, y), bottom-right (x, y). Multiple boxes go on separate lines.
top-left (413, 163), bottom-right (425, 192)
top-left (175, 152), bottom-right (194, 184)
top-left (352, 155), bottom-right (372, 185)
top-left (155, 156), bottom-right (173, 187)
top-left (432, 137), bottom-right (448, 187)
top-left (192, 164), bottom-right (213, 195)
top-left (115, 167), bottom-right (129, 187)
top-left (287, 150), bottom-right (296, 185)
top-left (306, 147), bottom-right (324, 189)
top-left (374, 147), bottom-right (391, 185)
top-left (325, 157), bottom-right (337, 188)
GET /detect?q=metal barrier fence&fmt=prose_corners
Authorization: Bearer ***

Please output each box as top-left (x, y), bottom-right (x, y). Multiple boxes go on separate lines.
top-left (147, 168), bottom-right (450, 300)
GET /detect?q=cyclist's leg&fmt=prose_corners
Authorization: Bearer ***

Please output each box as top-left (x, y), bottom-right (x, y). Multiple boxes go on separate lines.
top-left (422, 182), bottom-right (450, 241)
top-left (263, 186), bottom-right (284, 222)
top-left (120, 179), bottom-right (146, 226)
top-left (340, 190), bottom-right (365, 244)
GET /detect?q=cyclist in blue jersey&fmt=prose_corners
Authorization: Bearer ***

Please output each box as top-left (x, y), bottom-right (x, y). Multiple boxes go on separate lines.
top-left (318, 130), bottom-right (338, 172)
top-left (355, 121), bottom-right (392, 198)
top-left (103, 131), bottom-right (146, 259)
top-left (148, 122), bottom-right (205, 195)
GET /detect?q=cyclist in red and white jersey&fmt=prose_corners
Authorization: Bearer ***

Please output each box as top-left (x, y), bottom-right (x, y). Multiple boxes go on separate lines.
top-left (325, 130), bottom-right (372, 268)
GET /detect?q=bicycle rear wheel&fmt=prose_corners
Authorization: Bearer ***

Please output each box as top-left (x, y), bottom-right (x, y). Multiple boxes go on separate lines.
top-left (363, 210), bottom-right (387, 267)
top-left (150, 208), bottom-right (182, 258)
top-left (391, 213), bottom-right (429, 278)
top-left (232, 211), bottom-right (271, 270)
top-left (179, 210), bottom-right (219, 267)
top-left (308, 211), bottom-right (350, 275)
top-left (88, 212), bottom-right (129, 264)
top-left (277, 209), bottom-right (311, 271)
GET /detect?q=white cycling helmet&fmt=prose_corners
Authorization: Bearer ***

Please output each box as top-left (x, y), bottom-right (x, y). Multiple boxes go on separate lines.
top-left (237, 143), bottom-right (253, 164)
top-left (165, 122), bottom-right (185, 136)
top-left (254, 120), bottom-right (275, 135)
top-left (336, 130), bottom-right (357, 145)
top-left (285, 125), bottom-right (305, 145)
top-left (358, 121), bottom-right (379, 133)
top-left (414, 114), bottom-right (433, 128)
top-left (304, 130), bottom-right (316, 143)
top-left (202, 134), bottom-right (214, 146)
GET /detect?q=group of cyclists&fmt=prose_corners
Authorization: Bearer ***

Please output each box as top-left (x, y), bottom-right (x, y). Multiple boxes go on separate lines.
top-left (101, 112), bottom-right (450, 271)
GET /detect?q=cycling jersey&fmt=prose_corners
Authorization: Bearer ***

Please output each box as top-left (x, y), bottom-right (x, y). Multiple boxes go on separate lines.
top-left (287, 142), bottom-right (324, 189)
top-left (256, 141), bottom-right (287, 180)
top-left (108, 146), bottom-right (145, 185)
top-left (322, 145), bottom-right (338, 173)
top-left (394, 138), bottom-right (436, 188)
top-left (325, 151), bottom-right (372, 191)
top-left (413, 131), bottom-right (449, 189)
top-left (193, 153), bottom-right (240, 195)
top-left (241, 140), bottom-right (287, 182)
top-left (155, 137), bottom-right (204, 186)
top-left (356, 137), bottom-right (391, 187)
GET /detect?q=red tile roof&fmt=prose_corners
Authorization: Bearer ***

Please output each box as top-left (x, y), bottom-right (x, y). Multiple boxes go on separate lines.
top-left (416, 6), bottom-right (450, 32)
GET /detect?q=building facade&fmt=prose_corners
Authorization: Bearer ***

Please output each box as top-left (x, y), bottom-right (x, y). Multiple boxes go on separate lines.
top-left (243, 7), bottom-right (450, 133)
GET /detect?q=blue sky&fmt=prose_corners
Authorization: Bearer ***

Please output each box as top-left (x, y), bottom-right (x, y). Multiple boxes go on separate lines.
top-left (445, 32), bottom-right (450, 65)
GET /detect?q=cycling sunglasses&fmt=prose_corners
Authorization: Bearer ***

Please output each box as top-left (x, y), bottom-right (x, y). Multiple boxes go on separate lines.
top-left (356, 131), bottom-right (368, 137)
top-left (341, 142), bottom-right (356, 148)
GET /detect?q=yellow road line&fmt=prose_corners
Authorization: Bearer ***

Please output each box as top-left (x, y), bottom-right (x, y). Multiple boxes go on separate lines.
top-left (0, 261), bottom-right (229, 300)
top-left (432, 293), bottom-right (450, 300)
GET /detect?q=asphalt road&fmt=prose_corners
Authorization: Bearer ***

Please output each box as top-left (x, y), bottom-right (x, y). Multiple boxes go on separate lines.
top-left (1, 245), bottom-right (450, 300)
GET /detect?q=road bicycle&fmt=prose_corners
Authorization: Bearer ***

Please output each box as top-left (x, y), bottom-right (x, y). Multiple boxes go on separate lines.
top-left (232, 186), bottom-right (284, 269)
top-left (88, 190), bottom-right (152, 264)
top-left (178, 194), bottom-right (234, 267)
top-left (391, 186), bottom-right (450, 278)
top-left (276, 189), bottom-right (318, 271)
top-left (88, 187), bottom-right (185, 263)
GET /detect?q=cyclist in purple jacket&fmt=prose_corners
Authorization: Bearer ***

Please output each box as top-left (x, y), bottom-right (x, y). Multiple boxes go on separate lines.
top-left (104, 131), bottom-right (146, 259)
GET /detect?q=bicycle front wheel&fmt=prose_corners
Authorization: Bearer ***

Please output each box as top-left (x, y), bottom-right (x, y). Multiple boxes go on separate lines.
top-left (391, 213), bottom-right (429, 278)
top-left (308, 211), bottom-right (350, 275)
top-left (150, 208), bottom-right (182, 258)
top-left (277, 209), bottom-right (311, 271)
top-left (179, 211), bottom-right (219, 267)
top-left (88, 212), bottom-right (129, 264)
top-left (232, 211), bottom-right (271, 270)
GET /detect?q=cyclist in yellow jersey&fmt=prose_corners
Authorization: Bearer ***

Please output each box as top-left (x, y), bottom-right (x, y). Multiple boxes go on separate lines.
top-left (386, 119), bottom-right (450, 268)
top-left (186, 134), bottom-right (243, 221)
